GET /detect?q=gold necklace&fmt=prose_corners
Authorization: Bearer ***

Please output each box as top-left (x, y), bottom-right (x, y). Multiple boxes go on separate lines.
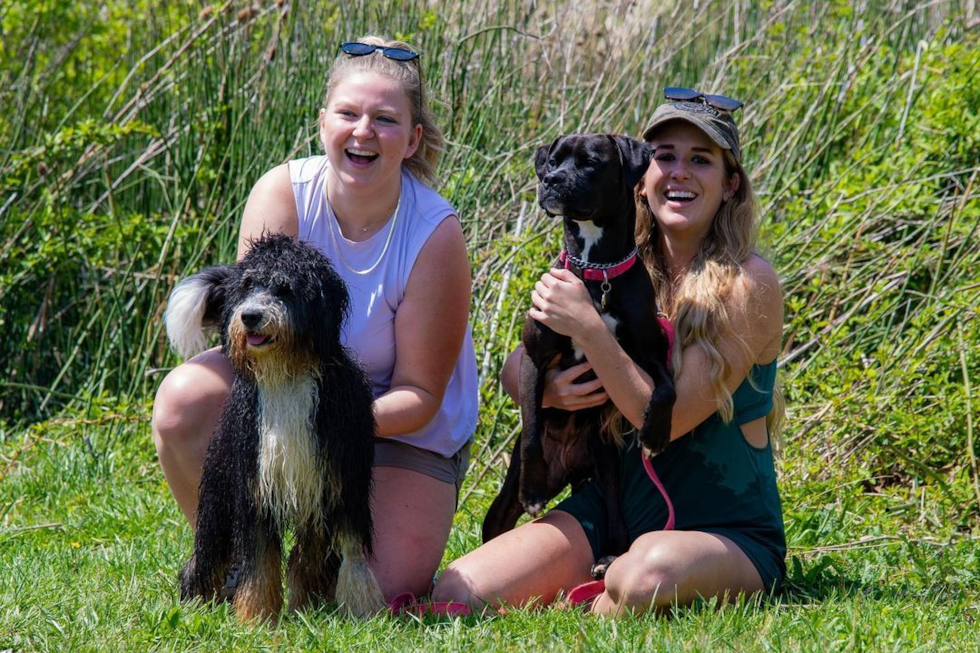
top-left (324, 179), bottom-right (401, 276)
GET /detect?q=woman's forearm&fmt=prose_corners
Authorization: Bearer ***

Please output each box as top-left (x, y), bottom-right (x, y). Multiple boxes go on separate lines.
top-left (373, 385), bottom-right (441, 438)
top-left (575, 326), bottom-right (656, 430)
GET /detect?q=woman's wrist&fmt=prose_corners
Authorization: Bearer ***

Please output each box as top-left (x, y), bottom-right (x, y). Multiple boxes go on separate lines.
top-left (573, 309), bottom-right (612, 349)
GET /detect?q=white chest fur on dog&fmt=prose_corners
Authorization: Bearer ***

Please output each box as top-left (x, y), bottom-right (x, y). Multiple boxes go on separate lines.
top-left (256, 373), bottom-right (332, 528)
top-left (576, 221), bottom-right (604, 260)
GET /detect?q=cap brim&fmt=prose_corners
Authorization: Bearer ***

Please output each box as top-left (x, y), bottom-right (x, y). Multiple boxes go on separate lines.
top-left (642, 114), bottom-right (732, 152)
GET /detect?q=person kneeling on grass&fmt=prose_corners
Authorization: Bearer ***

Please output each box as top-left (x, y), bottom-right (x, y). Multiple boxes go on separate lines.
top-left (152, 36), bottom-right (478, 605)
top-left (433, 89), bottom-right (787, 615)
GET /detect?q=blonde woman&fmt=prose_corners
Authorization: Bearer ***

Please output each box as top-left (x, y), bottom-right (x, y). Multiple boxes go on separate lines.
top-left (153, 37), bottom-right (477, 602)
top-left (434, 90), bottom-right (785, 614)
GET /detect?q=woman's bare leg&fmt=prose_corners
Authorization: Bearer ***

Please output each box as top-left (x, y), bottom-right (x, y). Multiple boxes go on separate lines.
top-left (151, 348), bottom-right (234, 525)
top-left (432, 510), bottom-right (594, 610)
top-left (593, 530), bottom-right (766, 615)
top-left (368, 465), bottom-right (460, 601)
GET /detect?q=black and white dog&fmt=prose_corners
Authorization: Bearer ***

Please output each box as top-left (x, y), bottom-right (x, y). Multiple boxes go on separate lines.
top-left (164, 233), bottom-right (384, 621)
top-left (482, 134), bottom-right (675, 565)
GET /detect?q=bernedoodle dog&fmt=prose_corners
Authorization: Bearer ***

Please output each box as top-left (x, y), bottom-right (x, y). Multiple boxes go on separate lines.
top-left (482, 134), bottom-right (676, 566)
top-left (164, 233), bottom-right (384, 621)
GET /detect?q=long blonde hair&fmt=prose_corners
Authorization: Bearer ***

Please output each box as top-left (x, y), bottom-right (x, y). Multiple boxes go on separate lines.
top-left (321, 35), bottom-right (444, 185)
top-left (636, 147), bottom-right (784, 437)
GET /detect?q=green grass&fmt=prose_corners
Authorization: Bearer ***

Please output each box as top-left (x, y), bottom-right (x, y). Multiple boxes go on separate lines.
top-left (2, 416), bottom-right (978, 651)
top-left (1, 0), bottom-right (978, 650)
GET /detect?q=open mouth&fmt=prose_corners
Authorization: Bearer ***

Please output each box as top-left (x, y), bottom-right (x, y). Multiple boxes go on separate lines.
top-left (346, 148), bottom-right (379, 165)
top-left (664, 190), bottom-right (698, 204)
top-left (245, 332), bottom-right (273, 348)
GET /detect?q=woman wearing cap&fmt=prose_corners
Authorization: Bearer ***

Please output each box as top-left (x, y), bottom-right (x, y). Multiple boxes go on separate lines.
top-left (153, 36), bottom-right (478, 603)
top-left (434, 89), bottom-right (785, 614)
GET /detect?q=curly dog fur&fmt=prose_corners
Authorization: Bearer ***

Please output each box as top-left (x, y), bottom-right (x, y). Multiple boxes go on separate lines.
top-left (164, 233), bottom-right (384, 621)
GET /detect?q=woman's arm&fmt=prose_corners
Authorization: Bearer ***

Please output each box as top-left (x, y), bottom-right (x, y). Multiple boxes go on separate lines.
top-left (375, 216), bottom-right (471, 437)
top-left (500, 346), bottom-right (608, 410)
top-left (529, 257), bottom-right (783, 438)
top-left (236, 164), bottom-right (298, 260)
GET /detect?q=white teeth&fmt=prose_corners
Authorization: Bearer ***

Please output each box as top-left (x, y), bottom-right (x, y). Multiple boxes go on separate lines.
top-left (666, 190), bottom-right (696, 200)
top-left (347, 148), bottom-right (377, 157)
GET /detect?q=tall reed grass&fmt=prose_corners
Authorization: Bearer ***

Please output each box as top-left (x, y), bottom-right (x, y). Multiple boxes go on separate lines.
top-left (1, 0), bottom-right (976, 518)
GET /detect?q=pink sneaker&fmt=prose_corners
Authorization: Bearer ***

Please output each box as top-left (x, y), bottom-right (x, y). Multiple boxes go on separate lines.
top-left (556, 580), bottom-right (605, 611)
top-left (388, 592), bottom-right (472, 618)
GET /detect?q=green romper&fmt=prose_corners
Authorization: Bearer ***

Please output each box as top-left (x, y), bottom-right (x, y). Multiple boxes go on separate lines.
top-left (556, 360), bottom-right (786, 593)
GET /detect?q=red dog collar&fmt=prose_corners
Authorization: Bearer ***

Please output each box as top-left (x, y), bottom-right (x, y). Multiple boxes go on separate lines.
top-left (558, 247), bottom-right (639, 281)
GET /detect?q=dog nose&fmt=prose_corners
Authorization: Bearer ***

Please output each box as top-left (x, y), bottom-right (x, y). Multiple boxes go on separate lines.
top-left (241, 309), bottom-right (264, 329)
top-left (543, 170), bottom-right (562, 185)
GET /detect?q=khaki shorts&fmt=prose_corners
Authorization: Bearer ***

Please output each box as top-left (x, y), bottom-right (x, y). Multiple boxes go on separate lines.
top-left (374, 439), bottom-right (471, 501)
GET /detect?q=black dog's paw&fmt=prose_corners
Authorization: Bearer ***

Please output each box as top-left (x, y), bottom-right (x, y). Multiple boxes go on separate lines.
top-left (638, 426), bottom-right (670, 458)
top-left (179, 554), bottom-right (232, 603)
top-left (520, 486), bottom-right (548, 516)
top-left (590, 556), bottom-right (618, 580)
top-left (641, 438), bottom-right (672, 460)
top-left (521, 497), bottom-right (546, 517)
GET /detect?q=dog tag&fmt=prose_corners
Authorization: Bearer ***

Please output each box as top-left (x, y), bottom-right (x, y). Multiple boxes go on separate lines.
top-left (600, 279), bottom-right (612, 311)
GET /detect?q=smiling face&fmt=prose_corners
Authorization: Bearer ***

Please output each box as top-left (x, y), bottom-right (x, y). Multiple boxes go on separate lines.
top-left (319, 71), bottom-right (422, 196)
top-left (639, 120), bottom-right (740, 246)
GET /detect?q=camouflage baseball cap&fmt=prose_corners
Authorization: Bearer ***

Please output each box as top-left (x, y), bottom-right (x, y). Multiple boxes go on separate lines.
top-left (642, 101), bottom-right (742, 162)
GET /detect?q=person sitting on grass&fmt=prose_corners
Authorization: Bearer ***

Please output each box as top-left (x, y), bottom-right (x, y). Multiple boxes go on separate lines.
top-left (433, 89), bottom-right (786, 615)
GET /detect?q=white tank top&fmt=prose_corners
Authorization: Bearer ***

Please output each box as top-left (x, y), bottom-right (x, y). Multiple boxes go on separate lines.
top-left (288, 155), bottom-right (477, 457)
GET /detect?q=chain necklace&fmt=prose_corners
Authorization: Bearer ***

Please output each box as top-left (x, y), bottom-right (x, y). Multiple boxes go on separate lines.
top-left (324, 177), bottom-right (401, 276)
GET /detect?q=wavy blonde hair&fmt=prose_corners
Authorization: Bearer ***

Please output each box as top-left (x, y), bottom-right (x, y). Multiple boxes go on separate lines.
top-left (321, 35), bottom-right (444, 185)
top-left (636, 144), bottom-right (785, 438)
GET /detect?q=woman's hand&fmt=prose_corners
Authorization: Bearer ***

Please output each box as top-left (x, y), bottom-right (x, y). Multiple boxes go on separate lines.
top-left (541, 356), bottom-right (609, 411)
top-left (528, 268), bottom-right (602, 339)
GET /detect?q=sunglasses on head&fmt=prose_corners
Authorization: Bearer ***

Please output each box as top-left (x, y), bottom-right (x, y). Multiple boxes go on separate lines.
top-left (664, 87), bottom-right (743, 112)
top-left (340, 42), bottom-right (421, 62)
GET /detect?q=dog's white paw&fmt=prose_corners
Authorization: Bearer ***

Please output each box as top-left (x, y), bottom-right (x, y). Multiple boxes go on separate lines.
top-left (523, 501), bottom-right (545, 517)
top-left (335, 550), bottom-right (384, 619)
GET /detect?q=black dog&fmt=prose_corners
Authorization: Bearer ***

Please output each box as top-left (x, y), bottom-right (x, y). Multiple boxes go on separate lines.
top-left (482, 134), bottom-right (675, 564)
top-left (164, 233), bottom-right (384, 621)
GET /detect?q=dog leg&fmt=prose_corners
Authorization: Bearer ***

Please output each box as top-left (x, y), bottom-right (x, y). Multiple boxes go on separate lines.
top-left (231, 516), bottom-right (283, 623)
top-left (334, 532), bottom-right (385, 619)
top-left (518, 353), bottom-right (551, 516)
top-left (638, 362), bottom-right (676, 456)
top-left (595, 441), bottom-right (630, 557)
top-left (287, 526), bottom-right (340, 612)
top-left (180, 431), bottom-right (236, 603)
top-left (482, 438), bottom-right (526, 542)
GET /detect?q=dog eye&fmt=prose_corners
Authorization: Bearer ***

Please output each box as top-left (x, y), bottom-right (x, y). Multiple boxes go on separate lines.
top-left (548, 157), bottom-right (557, 167)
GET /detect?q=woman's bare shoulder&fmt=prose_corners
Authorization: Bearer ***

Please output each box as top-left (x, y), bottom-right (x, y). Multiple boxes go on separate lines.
top-left (730, 254), bottom-right (783, 359)
top-left (237, 164), bottom-right (298, 258)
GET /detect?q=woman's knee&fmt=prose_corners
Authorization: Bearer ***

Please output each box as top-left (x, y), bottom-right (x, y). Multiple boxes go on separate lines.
top-left (151, 354), bottom-right (231, 453)
top-left (605, 543), bottom-right (683, 610)
top-left (431, 562), bottom-right (486, 608)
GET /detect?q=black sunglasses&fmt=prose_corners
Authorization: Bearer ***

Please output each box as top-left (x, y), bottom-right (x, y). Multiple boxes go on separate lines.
top-left (664, 87), bottom-right (743, 112)
top-left (340, 42), bottom-right (421, 62)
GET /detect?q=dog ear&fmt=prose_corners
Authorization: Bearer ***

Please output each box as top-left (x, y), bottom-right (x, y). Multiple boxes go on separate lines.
top-left (533, 138), bottom-right (558, 180)
top-left (312, 258), bottom-right (351, 356)
top-left (612, 135), bottom-right (653, 189)
top-left (165, 265), bottom-right (233, 360)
